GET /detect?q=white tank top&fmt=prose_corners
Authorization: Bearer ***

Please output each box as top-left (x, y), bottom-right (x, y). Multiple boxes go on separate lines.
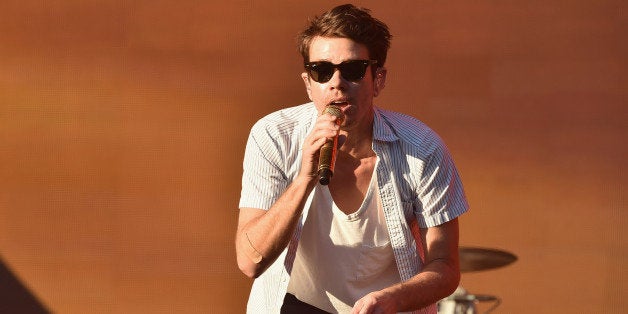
top-left (287, 170), bottom-right (401, 313)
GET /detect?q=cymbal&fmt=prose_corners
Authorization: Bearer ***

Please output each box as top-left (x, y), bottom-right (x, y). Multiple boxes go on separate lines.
top-left (459, 247), bottom-right (517, 273)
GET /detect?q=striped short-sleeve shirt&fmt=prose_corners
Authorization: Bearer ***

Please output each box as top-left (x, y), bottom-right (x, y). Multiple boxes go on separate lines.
top-left (239, 103), bottom-right (469, 313)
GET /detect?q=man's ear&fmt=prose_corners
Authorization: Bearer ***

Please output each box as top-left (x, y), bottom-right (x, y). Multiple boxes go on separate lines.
top-left (301, 72), bottom-right (313, 101)
top-left (373, 67), bottom-right (387, 97)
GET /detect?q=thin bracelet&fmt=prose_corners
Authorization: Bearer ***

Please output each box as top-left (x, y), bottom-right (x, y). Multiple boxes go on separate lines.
top-left (245, 232), bottom-right (263, 264)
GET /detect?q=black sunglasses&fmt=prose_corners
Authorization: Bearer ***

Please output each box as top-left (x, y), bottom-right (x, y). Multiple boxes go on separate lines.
top-left (304, 59), bottom-right (378, 83)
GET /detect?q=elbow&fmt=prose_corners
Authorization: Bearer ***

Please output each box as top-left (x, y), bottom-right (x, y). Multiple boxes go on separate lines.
top-left (236, 235), bottom-right (266, 278)
top-left (432, 257), bottom-right (461, 297)
top-left (237, 255), bottom-right (263, 279)
top-left (444, 265), bottom-right (461, 296)
top-left (238, 264), bottom-right (260, 279)
top-left (449, 269), bottom-right (461, 294)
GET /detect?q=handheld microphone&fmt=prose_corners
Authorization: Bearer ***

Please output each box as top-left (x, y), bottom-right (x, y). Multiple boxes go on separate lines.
top-left (318, 105), bottom-right (345, 185)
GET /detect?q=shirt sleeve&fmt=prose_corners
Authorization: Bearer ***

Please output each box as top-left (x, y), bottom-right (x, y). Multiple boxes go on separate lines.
top-left (238, 126), bottom-right (289, 210)
top-left (415, 137), bottom-right (469, 228)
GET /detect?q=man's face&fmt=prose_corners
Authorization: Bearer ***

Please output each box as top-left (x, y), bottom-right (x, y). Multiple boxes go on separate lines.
top-left (302, 36), bottom-right (385, 132)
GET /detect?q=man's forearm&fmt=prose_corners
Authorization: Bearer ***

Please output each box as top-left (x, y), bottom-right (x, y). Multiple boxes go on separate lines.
top-left (385, 218), bottom-right (462, 311)
top-left (236, 175), bottom-right (316, 278)
top-left (383, 258), bottom-right (460, 311)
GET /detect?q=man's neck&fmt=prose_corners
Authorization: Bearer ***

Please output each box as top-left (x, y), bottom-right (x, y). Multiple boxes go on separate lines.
top-left (339, 126), bottom-right (375, 159)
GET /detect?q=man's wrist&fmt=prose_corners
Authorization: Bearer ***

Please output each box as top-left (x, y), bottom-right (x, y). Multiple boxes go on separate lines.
top-left (295, 172), bottom-right (318, 190)
top-left (379, 283), bottom-right (409, 311)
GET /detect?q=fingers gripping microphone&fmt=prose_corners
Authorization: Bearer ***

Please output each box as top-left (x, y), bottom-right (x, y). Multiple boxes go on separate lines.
top-left (318, 105), bottom-right (345, 185)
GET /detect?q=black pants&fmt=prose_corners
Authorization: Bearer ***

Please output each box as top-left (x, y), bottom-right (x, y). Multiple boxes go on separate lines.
top-left (280, 293), bottom-right (331, 314)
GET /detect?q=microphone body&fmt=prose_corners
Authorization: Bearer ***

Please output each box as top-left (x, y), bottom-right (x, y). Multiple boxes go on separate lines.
top-left (318, 105), bottom-right (345, 185)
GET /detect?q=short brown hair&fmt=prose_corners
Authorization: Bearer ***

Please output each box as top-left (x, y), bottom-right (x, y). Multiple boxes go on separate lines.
top-left (298, 4), bottom-right (392, 68)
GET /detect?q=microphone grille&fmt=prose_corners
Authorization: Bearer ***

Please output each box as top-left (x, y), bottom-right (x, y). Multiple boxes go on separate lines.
top-left (323, 105), bottom-right (345, 120)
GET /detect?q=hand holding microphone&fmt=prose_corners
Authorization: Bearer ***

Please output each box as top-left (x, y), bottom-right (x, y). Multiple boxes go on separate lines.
top-left (318, 105), bottom-right (345, 185)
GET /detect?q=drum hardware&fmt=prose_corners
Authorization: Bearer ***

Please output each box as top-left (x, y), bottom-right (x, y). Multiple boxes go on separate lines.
top-left (449, 294), bottom-right (501, 314)
top-left (438, 286), bottom-right (476, 314)
top-left (451, 294), bottom-right (498, 302)
top-left (459, 247), bottom-right (517, 273)
top-left (438, 247), bottom-right (517, 314)
top-left (438, 289), bottom-right (502, 314)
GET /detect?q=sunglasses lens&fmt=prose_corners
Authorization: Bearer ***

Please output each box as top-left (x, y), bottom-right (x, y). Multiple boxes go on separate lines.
top-left (339, 61), bottom-right (368, 81)
top-left (309, 63), bottom-right (334, 83)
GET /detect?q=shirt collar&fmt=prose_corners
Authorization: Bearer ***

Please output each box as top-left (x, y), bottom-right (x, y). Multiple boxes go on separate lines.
top-left (373, 106), bottom-right (399, 142)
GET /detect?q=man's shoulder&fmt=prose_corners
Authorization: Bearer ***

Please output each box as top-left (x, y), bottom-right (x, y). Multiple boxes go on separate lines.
top-left (252, 103), bottom-right (315, 132)
top-left (376, 107), bottom-right (428, 127)
top-left (375, 106), bottom-right (441, 146)
top-left (249, 103), bottom-right (316, 139)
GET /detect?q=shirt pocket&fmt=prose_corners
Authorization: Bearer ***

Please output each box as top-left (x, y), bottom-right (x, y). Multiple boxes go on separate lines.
top-left (354, 241), bottom-right (396, 282)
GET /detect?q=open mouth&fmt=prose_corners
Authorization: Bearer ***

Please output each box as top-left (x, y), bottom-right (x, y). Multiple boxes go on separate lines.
top-left (329, 100), bottom-right (350, 111)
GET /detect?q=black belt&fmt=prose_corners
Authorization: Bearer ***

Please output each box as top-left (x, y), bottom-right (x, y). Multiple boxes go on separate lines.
top-left (280, 293), bottom-right (331, 314)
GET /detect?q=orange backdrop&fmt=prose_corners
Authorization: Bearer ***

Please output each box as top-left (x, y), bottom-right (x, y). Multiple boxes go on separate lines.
top-left (0, 1), bottom-right (625, 313)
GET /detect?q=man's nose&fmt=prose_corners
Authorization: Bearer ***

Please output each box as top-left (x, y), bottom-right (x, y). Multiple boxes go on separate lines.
top-left (327, 69), bottom-right (347, 90)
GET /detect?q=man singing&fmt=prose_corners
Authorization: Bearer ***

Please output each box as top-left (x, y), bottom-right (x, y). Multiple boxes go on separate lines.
top-left (236, 4), bottom-right (469, 313)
